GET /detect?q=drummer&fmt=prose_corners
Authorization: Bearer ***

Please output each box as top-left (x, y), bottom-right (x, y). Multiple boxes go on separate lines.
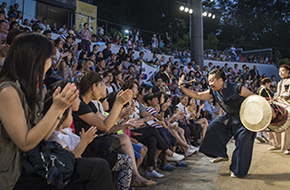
top-left (179, 68), bottom-right (256, 178)
top-left (268, 64), bottom-right (290, 155)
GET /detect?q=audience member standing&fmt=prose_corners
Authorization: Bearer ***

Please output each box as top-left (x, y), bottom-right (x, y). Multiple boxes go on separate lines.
top-left (81, 23), bottom-right (91, 53)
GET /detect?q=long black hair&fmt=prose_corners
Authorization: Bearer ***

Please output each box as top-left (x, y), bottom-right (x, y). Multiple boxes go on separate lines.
top-left (0, 33), bottom-right (53, 121)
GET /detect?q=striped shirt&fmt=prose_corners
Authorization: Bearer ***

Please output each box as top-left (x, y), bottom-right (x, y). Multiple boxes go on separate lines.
top-left (146, 107), bottom-right (163, 128)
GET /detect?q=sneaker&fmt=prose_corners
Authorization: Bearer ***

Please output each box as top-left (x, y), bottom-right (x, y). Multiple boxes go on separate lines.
top-left (189, 145), bottom-right (198, 150)
top-left (185, 146), bottom-right (198, 157)
top-left (284, 149), bottom-right (290, 155)
top-left (166, 153), bottom-right (185, 162)
top-left (145, 170), bottom-right (164, 178)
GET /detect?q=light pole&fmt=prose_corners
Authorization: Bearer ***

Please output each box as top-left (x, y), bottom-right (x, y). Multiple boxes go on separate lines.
top-left (179, 0), bottom-right (215, 69)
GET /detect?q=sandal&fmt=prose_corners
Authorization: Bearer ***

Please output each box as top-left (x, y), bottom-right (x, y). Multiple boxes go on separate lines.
top-left (175, 161), bottom-right (188, 167)
top-left (161, 164), bottom-right (175, 171)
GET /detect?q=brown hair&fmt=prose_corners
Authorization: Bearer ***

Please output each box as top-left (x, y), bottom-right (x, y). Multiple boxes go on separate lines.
top-left (76, 71), bottom-right (102, 95)
top-left (121, 79), bottom-right (139, 91)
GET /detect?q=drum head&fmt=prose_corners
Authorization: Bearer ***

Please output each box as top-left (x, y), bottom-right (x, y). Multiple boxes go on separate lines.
top-left (240, 95), bottom-right (272, 132)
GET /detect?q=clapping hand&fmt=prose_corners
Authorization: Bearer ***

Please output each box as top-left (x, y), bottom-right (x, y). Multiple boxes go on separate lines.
top-left (79, 127), bottom-right (98, 145)
top-left (52, 83), bottom-right (79, 111)
top-left (116, 89), bottom-right (133, 105)
top-left (125, 119), bottom-right (144, 128)
top-left (119, 105), bottom-right (134, 119)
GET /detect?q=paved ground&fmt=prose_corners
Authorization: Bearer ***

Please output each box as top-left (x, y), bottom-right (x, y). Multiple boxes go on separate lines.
top-left (136, 139), bottom-right (290, 190)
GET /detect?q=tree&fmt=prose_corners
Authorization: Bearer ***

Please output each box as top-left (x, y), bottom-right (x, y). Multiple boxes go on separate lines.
top-left (204, 33), bottom-right (219, 50)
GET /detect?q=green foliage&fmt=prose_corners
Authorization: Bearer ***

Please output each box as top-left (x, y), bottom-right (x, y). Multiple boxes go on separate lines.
top-left (204, 33), bottom-right (219, 50)
top-left (173, 32), bottom-right (190, 50)
top-left (276, 58), bottom-right (290, 68)
top-left (91, 0), bottom-right (290, 57)
top-left (236, 36), bottom-right (245, 45)
top-left (107, 28), bottom-right (125, 39)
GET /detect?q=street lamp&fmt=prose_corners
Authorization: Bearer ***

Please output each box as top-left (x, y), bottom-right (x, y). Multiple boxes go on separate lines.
top-left (125, 30), bottom-right (129, 34)
top-left (189, 9), bottom-right (193, 14)
top-left (203, 12), bottom-right (207, 17)
top-left (185, 7), bottom-right (189, 12)
top-left (208, 13), bottom-right (212, 17)
top-left (212, 15), bottom-right (215, 19)
top-left (180, 6), bottom-right (185, 11)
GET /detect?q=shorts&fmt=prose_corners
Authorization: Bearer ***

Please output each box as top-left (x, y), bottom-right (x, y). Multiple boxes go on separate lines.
top-left (132, 143), bottom-right (142, 160)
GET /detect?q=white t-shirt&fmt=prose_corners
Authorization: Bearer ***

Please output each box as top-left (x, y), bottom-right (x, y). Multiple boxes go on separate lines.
top-left (48, 128), bottom-right (80, 151)
top-left (91, 100), bottom-right (106, 117)
top-left (177, 102), bottom-right (191, 120)
top-left (107, 86), bottom-right (114, 94)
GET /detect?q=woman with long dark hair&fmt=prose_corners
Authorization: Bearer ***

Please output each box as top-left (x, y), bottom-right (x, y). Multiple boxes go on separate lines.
top-left (0, 33), bottom-right (113, 190)
top-left (111, 69), bottom-right (123, 92)
top-left (117, 47), bottom-right (126, 62)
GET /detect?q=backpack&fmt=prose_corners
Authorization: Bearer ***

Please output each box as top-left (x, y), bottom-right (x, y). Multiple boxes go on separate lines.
top-left (21, 140), bottom-right (75, 189)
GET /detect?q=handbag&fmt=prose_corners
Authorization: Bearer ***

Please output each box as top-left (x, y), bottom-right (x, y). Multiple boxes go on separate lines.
top-left (21, 140), bottom-right (75, 189)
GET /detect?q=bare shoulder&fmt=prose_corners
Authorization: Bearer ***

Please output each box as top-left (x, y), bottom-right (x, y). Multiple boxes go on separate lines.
top-left (0, 85), bottom-right (23, 122)
top-left (0, 86), bottom-right (19, 99)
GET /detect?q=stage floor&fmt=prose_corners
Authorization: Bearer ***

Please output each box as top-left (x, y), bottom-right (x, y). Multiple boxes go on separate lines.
top-left (137, 139), bottom-right (290, 190)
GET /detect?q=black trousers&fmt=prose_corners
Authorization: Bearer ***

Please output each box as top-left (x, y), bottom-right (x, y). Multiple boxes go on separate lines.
top-left (13, 158), bottom-right (113, 190)
top-left (81, 40), bottom-right (90, 53)
top-left (131, 127), bottom-right (168, 167)
top-left (188, 120), bottom-right (202, 141)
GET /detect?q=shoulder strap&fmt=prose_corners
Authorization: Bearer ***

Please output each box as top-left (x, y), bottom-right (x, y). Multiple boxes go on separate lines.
top-left (258, 87), bottom-right (264, 96)
top-left (111, 83), bottom-right (116, 92)
top-left (0, 81), bottom-right (18, 91)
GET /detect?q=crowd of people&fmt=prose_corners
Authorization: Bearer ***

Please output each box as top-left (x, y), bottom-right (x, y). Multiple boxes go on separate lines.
top-left (176, 45), bottom-right (279, 65)
top-left (1, 1), bottom-right (289, 190)
top-left (204, 46), bottom-right (278, 64)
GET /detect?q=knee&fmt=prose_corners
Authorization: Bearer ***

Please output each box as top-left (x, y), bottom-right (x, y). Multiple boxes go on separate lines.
top-left (178, 127), bottom-right (184, 134)
top-left (142, 146), bottom-right (148, 155)
top-left (170, 129), bottom-right (177, 135)
top-left (119, 134), bottom-right (130, 144)
top-left (139, 146), bottom-right (148, 156)
top-left (94, 158), bottom-right (111, 174)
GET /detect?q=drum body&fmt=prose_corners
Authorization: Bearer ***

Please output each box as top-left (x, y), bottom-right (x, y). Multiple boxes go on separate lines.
top-left (240, 95), bottom-right (290, 133)
top-left (268, 99), bottom-right (290, 133)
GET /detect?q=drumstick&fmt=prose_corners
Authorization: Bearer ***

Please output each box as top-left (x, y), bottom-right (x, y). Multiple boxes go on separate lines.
top-left (179, 79), bottom-right (196, 85)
